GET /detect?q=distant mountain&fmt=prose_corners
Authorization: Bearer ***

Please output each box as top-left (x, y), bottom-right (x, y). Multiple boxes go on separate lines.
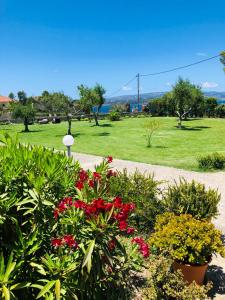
top-left (106, 91), bottom-right (225, 104)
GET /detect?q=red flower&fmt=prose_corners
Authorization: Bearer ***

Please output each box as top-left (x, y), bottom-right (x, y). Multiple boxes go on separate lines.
top-left (93, 172), bottom-right (101, 180)
top-left (132, 237), bottom-right (150, 258)
top-left (51, 238), bottom-right (63, 247)
top-left (105, 202), bottom-right (113, 211)
top-left (113, 197), bottom-right (122, 208)
top-left (63, 235), bottom-right (78, 248)
top-left (76, 181), bottom-right (84, 190)
top-left (54, 208), bottom-right (59, 219)
top-left (107, 156), bottom-right (113, 163)
top-left (107, 170), bottom-right (117, 178)
top-left (108, 239), bottom-right (116, 251)
top-left (88, 179), bottom-right (95, 188)
top-left (127, 227), bottom-right (135, 234)
top-left (79, 169), bottom-right (89, 182)
top-left (73, 200), bottom-right (86, 209)
top-left (119, 220), bottom-right (128, 231)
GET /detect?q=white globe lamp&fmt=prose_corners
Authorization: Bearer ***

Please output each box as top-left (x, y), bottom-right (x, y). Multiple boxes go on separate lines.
top-left (62, 135), bottom-right (74, 157)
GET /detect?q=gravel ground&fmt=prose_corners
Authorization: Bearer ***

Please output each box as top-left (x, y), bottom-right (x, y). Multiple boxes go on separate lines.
top-left (72, 152), bottom-right (225, 299)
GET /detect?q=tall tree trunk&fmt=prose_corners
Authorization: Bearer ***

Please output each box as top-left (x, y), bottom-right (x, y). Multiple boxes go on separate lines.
top-left (67, 117), bottom-right (72, 135)
top-left (94, 113), bottom-right (99, 126)
top-left (24, 117), bottom-right (29, 132)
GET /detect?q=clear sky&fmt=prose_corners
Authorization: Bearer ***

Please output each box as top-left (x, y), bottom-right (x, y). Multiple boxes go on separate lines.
top-left (0, 0), bottom-right (225, 98)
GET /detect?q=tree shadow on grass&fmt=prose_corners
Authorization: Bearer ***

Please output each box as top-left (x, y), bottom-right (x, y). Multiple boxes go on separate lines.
top-left (90, 123), bottom-right (113, 128)
top-left (207, 265), bottom-right (225, 298)
top-left (155, 145), bottom-right (168, 149)
top-left (93, 132), bottom-right (110, 137)
top-left (19, 130), bottom-right (44, 133)
top-left (174, 126), bottom-right (211, 131)
top-left (55, 133), bottom-right (81, 138)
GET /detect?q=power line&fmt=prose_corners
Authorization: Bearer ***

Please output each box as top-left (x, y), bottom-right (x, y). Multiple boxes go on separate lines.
top-left (106, 75), bottom-right (136, 97)
top-left (106, 53), bottom-right (220, 98)
top-left (140, 54), bottom-right (220, 77)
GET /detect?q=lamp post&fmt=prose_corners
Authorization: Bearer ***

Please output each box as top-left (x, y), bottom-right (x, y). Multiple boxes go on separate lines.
top-left (62, 135), bottom-right (74, 157)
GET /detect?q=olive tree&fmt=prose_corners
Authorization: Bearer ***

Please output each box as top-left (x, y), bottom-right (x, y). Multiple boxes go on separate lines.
top-left (77, 83), bottom-right (106, 126)
top-left (172, 78), bottom-right (203, 128)
top-left (11, 91), bottom-right (35, 132)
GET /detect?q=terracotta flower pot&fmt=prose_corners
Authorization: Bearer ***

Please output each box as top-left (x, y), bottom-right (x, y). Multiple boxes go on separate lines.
top-left (172, 260), bottom-right (208, 285)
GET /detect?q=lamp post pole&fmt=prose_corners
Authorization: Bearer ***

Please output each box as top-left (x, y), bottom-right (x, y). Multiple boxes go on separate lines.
top-left (62, 135), bottom-right (74, 158)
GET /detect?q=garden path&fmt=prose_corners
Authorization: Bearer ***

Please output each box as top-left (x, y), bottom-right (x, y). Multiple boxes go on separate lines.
top-left (72, 152), bottom-right (225, 299)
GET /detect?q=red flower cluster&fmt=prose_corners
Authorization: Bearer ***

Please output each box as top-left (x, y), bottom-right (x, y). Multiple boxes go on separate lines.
top-left (51, 235), bottom-right (78, 249)
top-left (106, 156), bottom-right (113, 163)
top-left (76, 169), bottom-right (89, 190)
top-left (132, 237), bottom-right (150, 258)
top-left (113, 197), bottom-right (135, 233)
top-left (54, 197), bottom-right (73, 219)
top-left (53, 196), bottom-right (136, 235)
top-left (107, 170), bottom-right (117, 178)
top-left (108, 239), bottom-right (116, 251)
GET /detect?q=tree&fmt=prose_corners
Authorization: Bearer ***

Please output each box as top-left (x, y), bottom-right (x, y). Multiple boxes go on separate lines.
top-left (143, 119), bottom-right (160, 147)
top-left (220, 51), bottom-right (225, 72)
top-left (77, 83), bottom-right (106, 126)
top-left (172, 78), bottom-right (203, 128)
top-left (11, 91), bottom-right (35, 132)
top-left (38, 91), bottom-right (74, 134)
top-left (204, 97), bottom-right (218, 118)
top-left (8, 92), bottom-right (15, 100)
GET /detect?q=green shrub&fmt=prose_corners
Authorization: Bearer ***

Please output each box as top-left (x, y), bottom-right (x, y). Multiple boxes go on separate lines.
top-left (0, 134), bottom-right (80, 299)
top-left (163, 178), bottom-right (220, 220)
top-left (142, 255), bottom-right (212, 300)
top-left (109, 169), bottom-right (163, 231)
top-left (149, 213), bottom-right (225, 265)
top-left (108, 111), bottom-right (121, 121)
top-left (198, 152), bottom-right (225, 170)
top-left (0, 143), bottom-right (149, 299)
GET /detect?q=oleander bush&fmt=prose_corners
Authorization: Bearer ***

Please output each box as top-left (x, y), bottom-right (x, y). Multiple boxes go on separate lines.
top-left (142, 255), bottom-right (212, 300)
top-left (198, 152), bottom-right (225, 170)
top-left (0, 137), bottom-right (149, 299)
top-left (149, 213), bottom-right (225, 265)
top-left (109, 169), bottom-right (163, 231)
top-left (163, 178), bottom-right (220, 220)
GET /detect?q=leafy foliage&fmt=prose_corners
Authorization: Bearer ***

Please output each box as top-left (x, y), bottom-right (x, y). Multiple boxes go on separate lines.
top-left (143, 119), bottom-right (160, 147)
top-left (77, 83), bottom-right (106, 126)
top-left (108, 111), bottom-right (121, 121)
top-left (142, 255), bottom-right (212, 300)
top-left (198, 152), bottom-right (225, 170)
top-left (109, 169), bottom-right (162, 231)
top-left (149, 213), bottom-right (225, 265)
top-left (163, 178), bottom-right (220, 219)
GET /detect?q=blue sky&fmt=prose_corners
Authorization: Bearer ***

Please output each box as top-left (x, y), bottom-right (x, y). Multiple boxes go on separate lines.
top-left (0, 0), bottom-right (225, 98)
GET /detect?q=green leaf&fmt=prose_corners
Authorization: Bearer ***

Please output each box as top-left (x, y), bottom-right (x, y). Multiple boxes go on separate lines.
top-left (55, 279), bottom-right (60, 300)
top-left (82, 240), bottom-right (95, 273)
top-left (30, 262), bottom-right (46, 276)
top-left (2, 285), bottom-right (10, 300)
top-left (11, 282), bottom-right (30, 290)
top-left (36, 281), bottom-right (56, 299)
top-left (4, 253), bottom-right (15, 282)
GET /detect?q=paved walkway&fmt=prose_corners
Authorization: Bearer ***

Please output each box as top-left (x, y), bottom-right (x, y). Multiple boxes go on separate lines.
top-left (72, 152), bottom-right (225, 299)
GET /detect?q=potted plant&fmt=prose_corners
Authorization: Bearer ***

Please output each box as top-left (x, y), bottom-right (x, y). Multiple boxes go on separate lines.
top-left (149, 212), bottom-right (225, 285)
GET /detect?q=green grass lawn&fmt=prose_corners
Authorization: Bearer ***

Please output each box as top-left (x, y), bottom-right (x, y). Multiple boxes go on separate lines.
top-left (1, 117), bottom-right (225, 170)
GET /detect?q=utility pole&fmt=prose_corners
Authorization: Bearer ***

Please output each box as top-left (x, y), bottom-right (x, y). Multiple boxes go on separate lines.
top-left (137, 73), bottom-right (140, 111)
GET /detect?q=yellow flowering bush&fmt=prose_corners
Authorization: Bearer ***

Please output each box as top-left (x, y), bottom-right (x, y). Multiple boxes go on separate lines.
top-left (149, 213), bottom-right (225, 265)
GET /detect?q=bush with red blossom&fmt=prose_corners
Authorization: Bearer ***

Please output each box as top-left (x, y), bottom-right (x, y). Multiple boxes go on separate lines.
top-left (47, 156), bottom-right (150, 299)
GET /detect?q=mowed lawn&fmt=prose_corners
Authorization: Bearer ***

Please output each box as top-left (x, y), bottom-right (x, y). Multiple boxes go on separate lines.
top-left (1, 117), bottom-right (225, 170)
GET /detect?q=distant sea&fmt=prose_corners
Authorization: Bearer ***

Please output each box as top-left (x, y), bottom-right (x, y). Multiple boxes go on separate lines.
top-left (97, 99), bottom-right (223, 114)
top-left (96, 103), bottom-right (143, 114)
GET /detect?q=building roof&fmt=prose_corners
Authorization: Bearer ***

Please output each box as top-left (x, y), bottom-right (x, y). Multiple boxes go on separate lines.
top-left (0, 96), bottom-right (13, 103)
